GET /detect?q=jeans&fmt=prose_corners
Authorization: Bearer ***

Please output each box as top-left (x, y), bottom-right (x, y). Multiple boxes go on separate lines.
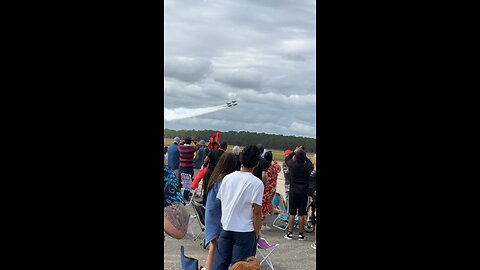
top-left (212, 230), bottom-right (257, 270)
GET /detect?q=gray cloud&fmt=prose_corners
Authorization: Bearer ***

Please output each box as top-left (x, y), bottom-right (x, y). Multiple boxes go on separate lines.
top-left (164, 0), bottom-right (316, 138)
top-left (164, 57), bottom-right (212, 83)
top-left (213, 68), bottom-right (262, 90)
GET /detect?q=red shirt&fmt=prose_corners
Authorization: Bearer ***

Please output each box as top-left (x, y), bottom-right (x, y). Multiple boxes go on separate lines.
top-left (178, 144), bottom-right (195, 168)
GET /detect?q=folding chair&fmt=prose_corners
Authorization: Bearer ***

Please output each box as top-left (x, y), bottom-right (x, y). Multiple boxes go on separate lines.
top-left (180, 173), bottom-right (194, 206)
top-left (271, 192), bottom-right (299, 230)
top-left (179, 173), bottom-right (198, 238)
top-left (256, 237), bottom-right (279, 270)
top-left (191, 200), bottom-right (208, 249)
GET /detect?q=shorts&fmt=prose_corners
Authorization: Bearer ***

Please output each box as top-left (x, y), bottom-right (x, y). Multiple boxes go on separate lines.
top-left (288, 192), bottom-right (308, 216)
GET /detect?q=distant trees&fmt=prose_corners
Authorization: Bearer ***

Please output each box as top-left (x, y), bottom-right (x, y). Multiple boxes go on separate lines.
top-left (164, 128), bottom-right (316, 153)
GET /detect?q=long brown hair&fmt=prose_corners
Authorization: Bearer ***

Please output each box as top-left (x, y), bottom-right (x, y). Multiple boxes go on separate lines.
top-left (207, 152), bottom-right (237, 192)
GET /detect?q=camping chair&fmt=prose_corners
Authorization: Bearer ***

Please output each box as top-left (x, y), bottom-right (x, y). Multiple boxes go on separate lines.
top-left (180, 173), bottom-right (198, 237)
top-left (180, 173), bottom-right (195, 206)
top-left (256, 237), bottom-right (279, 270)
top-left (180, 245), bottom-right (198, 270)
top-left (272, 192), bottom-right (299, 230)
top-left (191, 200), bottom-right (208, 249)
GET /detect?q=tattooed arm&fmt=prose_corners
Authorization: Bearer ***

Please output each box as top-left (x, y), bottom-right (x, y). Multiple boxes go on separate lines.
top-left (164, 203), bottom-right (189, 239)
top-left (164, 165), bottom-right (189, 239)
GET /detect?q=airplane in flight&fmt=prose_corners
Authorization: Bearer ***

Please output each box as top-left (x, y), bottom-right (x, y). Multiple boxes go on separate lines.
top-left (226, 100), bottom-right (238, 107)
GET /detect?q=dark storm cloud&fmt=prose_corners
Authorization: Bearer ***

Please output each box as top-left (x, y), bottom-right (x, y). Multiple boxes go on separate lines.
top-left (164, 0), bottom-right (316, 138)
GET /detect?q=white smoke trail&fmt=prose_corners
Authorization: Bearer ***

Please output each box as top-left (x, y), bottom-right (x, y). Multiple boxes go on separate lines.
top-left (164, 103), bottom-right (229, 121)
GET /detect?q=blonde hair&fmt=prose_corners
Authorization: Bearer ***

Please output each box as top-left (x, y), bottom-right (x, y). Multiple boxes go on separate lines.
top-left (313, 154), bottom-right (316, 171)
top-left (232, 145), bottom-right (241, 155)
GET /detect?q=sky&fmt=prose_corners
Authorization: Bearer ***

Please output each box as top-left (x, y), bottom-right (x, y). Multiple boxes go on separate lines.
top-left (164, 0), bottom-right (316, 138)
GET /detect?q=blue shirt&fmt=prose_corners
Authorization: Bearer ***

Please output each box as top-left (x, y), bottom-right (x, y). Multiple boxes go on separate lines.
top-left (205, 181), bottom-right (222, 245)
top-left (194, 147), bottom-right (206, 169)
top-left (167, 143), bottom-right (180, 170)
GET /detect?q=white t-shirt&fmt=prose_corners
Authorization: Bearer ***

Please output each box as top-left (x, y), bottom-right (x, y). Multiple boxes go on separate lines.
top-left (217, 171), bottom-right (264, 232)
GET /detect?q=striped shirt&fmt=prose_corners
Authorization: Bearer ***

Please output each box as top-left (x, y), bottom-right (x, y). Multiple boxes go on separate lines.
top-left (178, 144), bottom-right (195, 168)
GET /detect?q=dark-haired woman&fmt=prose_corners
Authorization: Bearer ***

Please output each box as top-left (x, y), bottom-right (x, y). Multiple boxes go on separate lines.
top-left (260, 151), bottom-right (281, 230)
top-left (204, 153), bottom-right (237, 270)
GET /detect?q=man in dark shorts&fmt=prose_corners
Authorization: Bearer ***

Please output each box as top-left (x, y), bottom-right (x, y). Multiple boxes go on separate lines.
top-left (202, 141), bottom-right (227, 206)
top-left (283, 147), bottom-right (313, 241)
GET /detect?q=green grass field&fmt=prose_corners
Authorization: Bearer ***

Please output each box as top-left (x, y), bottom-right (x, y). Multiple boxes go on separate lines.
top-left (164, 138), bottom-right (314, 161)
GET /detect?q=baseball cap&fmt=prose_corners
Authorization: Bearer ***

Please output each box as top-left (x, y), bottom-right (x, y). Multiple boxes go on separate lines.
top-left (284, 149), bottom-right (293, 156)
top-left (173, 137), bottom-right (180, 143)
top-left (199, 140), bottom-right (205, 145)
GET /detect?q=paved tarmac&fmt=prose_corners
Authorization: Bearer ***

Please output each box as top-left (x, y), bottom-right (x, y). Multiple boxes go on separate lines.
top-left (164, 162), bottom-right (317, 269)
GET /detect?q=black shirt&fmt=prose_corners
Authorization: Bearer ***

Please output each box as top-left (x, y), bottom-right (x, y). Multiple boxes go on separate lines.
top-left (252, 157), bottom-right (269, 180)
top-left (285, 153), bottom-right (314, 194)
top-left (234, 154), bottom-right (241, 171)
top-left (206, 149), bottom-right (224, 171)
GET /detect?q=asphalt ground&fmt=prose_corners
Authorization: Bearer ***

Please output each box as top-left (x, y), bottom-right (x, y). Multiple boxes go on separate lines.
top-left (164, 163), bottom-right (317, 269)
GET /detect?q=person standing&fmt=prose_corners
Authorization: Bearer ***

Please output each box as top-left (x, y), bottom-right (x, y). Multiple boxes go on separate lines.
top-left (212, 145), bottom-right (264, 270)
top-left (310, 154), bottom-right (317, 250)
top-left (167, 137), bottom-right (180, 178)
top-left (252, 144), bottom-right (268, 184)
top-left (283, 149), bottom-right (293, 202)
top-left (232, 145), bottom-right (241, 171)
top-left (204, 153), bottom-right (237, 270)
top-left (202, 142), bottom-right (227, 206)
top-left (283, 148), bottom-right (313, 241)
top-left (178, 137), bottom-right (195, 201)
top-left (193, 140), bottom-right (207, 179)
top-left (261, 151), bottom-right (281, 230)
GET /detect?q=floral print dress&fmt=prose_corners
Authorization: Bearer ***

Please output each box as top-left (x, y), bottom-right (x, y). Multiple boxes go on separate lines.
top-left (262, 160), bottom-right (282, 220)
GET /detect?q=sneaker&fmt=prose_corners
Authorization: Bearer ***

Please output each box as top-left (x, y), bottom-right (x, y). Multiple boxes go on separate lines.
top-left (261, 225), bottom-right (271, 231)
top-left (311, 242), bottom-right (316, 249)
top-left (284, 231), bottom-right (293, 240)
top-left (298, 233), bottom-right (305, 241)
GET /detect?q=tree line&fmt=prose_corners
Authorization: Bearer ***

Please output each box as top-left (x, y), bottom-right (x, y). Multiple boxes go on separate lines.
top-left (164, 128), bottom-right (316, 153)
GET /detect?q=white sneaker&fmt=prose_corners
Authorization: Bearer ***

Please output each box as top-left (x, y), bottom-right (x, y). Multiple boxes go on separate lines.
top-left (261, 225), bottom-right (271, 231)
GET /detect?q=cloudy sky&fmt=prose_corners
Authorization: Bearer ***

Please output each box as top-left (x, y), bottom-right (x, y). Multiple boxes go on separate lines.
top-left (164, 0), bottom-right (316, 138)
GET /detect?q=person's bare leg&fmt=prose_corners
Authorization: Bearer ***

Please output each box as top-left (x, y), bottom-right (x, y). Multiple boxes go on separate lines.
top-left (288, 214), bottom-right (295, 232)
top-left (205, 239), bottom-right (216, 270)
top-left (299, 215), bottom-right (306, 234)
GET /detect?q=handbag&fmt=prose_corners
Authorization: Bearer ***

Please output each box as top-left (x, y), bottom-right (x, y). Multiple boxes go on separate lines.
top-left (180, 246), bottom-right (198, 270)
